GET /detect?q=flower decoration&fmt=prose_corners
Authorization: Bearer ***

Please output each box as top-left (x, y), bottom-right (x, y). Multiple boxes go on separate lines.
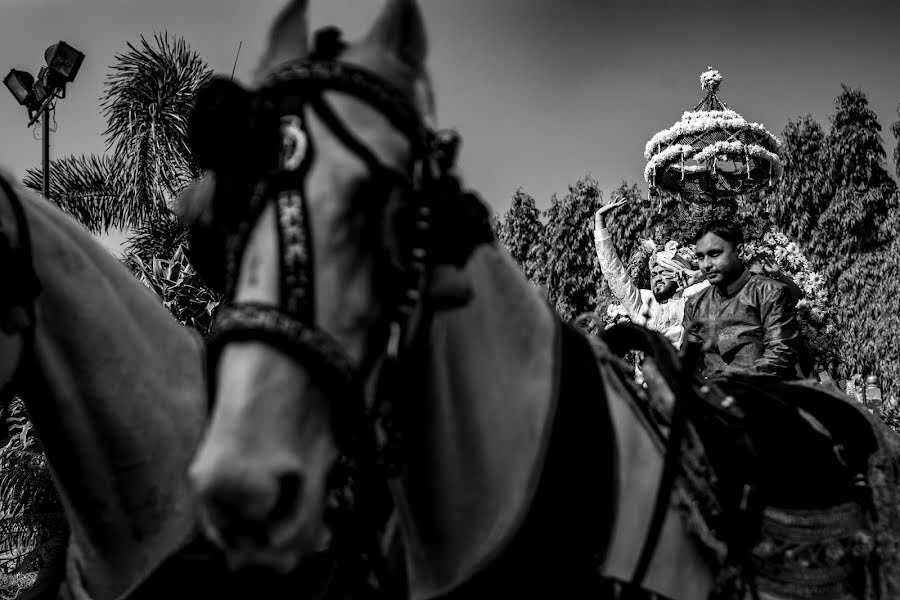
top-left (700, 68), bottom-right (723, 92)
top-left (643, 69), bottom-right (783, 203)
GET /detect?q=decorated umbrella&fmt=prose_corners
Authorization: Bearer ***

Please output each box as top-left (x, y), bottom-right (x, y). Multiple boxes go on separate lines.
top-left (644, 68), bottom-right (783, 203)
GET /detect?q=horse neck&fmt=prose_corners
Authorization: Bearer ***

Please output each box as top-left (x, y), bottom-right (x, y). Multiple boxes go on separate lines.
top-left (391, 242), bottom-right (559, 596)
top-left (6, 186), bottom-right (206, 590)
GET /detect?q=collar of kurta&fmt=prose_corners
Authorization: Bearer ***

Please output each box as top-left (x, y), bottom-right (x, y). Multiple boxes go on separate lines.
top-left (714, 267), bottom-right (751, 298)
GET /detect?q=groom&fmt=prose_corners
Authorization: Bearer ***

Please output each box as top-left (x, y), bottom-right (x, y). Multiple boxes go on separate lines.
top-left (593, 197), bottom-right (708, 348)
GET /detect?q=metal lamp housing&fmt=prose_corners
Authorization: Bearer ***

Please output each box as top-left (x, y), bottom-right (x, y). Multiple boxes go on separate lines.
top-left (3, 69), bottom-right (36, 108)
top-left (44, 41), bottom-right (84, 87)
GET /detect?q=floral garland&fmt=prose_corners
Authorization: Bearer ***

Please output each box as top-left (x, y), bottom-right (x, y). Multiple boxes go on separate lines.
top-left (643, 144), bottom-right (694, 182)
top-left (643, 140), bottom-right (785, 184)
top-left (642, 70), bottom-right (784, 194)
top-left (644, 111), bottom-right (781, 160)
top-left (742, 231), bottom-right (830, 322)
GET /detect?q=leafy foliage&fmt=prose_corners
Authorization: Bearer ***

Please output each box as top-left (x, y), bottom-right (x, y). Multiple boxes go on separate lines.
top-left (23, 155), bottom-right (118, 234)
top-left (497, 189), bottom-right (543, 282)
top-left (489, 213), bottom-right (503, 239)
top-left (770, 115), bottom-right (833, 263)
top-left (818, 86), bottom-right (897, 282)
top-left (605, 181), bottom-right (651, 265)
top-left (834, 235), bottom-right (900, 398)
top-left (0, 572), bottom-right (38, 599)
top-left (535, 177), bottom-right (604, 321)
top-left (124, 211), bottom-right (189, 263)
top-left (101, 33), bottom-right (213, 229)
top-left (123, 245), bottom-right (220, 336)
top-left (0, 399), bottom-right (67, 578)
top-left (892, 103), bottom-right (900, 177)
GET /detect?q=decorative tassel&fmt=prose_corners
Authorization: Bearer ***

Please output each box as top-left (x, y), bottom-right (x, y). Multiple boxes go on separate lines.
top-left (746, 146), bottom-right (751, 180)
top-left (681, 150), bottom-right (685, 181)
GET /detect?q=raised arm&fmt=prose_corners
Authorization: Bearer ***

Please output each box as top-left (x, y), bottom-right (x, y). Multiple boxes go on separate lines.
top-left (593, 201), bottom-right (644, 321)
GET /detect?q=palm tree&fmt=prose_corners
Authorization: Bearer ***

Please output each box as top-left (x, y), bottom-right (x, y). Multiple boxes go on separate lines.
top-left (24, 33), bottom-right (213, 260)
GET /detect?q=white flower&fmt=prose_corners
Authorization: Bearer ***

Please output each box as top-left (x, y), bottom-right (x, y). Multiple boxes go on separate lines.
top-left (700, 68), bottom-right (723, 91)
top-left (644, 110), bottom-right (781, 160)
top-left (606, 302), bottom-right (629, 319)
top-left (644, 144), bottom-right (694, 182)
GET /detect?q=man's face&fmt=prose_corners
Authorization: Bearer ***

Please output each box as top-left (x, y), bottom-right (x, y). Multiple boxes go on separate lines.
top-left (650, 264), bottom-right (678, 302)
top-left (695, 232), bottom-right (744, 287)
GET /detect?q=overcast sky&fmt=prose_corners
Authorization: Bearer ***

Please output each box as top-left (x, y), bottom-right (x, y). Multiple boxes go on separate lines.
top-left (2, 0), bottom-right (900, 251)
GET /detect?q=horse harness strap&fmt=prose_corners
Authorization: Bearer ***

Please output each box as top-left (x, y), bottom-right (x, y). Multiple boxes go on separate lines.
top-left (201, 58), bottom-right (424, 398)
top-left (200, 27), bottom-right (493, 423)
top-left (196, 32), bottom-right (494, 592)
top-left (0, 173), bottom-right (41, 406)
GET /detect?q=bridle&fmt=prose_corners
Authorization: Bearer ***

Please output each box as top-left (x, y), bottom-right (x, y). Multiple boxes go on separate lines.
top-left (196, 27), bottom-right (493, 442)
top-left (191, 27), bottom-right (494, 589)
top-left (0, 174), bottom-right (41, 411)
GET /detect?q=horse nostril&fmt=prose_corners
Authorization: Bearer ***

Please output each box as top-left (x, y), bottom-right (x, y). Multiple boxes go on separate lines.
top-left (270, 472), bottom-right (303, 523)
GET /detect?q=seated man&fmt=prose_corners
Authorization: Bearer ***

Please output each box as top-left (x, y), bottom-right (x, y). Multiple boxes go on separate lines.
top-left (682, 218), bottom-right (804, 379)
top-left (594, 198), bottom-right (708, 348)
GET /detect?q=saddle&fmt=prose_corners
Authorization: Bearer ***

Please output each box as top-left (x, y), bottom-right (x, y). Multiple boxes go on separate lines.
top-left (601, 322), bottom-right (900, 600)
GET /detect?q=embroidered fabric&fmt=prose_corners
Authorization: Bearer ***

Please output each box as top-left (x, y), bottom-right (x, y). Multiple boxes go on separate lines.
top-left (671, 391), bottom-right (900, 600)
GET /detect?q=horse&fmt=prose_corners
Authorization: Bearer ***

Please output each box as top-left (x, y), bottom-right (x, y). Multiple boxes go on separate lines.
top-left (183, 1), bottom-right (900, 599)
top-left (0, 172), bottom-right (359, 600)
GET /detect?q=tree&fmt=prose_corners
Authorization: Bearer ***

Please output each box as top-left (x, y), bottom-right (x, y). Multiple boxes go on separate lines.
top-left (892, 103), bottom-right (900, 177)
top-left (535, 176), bottom-right (604, 322)
top-left (818, 86), bottom-right (898, 282)
top-left (835, 234), bottom-right (900, 399)
top-left (489, 213), bottom-right (504, 240)
top-left (102, 33), bottom-right (213, 231)
top-left (497, 188), bottom-right (543, 282)
top-left (770, 115), bottom-right (833, 262)
top-left (24, 33), bottom-right (213, 261)
top-left (605, 180), bottom-right (650, 264)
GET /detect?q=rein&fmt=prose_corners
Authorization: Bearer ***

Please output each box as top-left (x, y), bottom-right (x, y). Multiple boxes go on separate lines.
top-left (0, 174), bottom-right (41, 409)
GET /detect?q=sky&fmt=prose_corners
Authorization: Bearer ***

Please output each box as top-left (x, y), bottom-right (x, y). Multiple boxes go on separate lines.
top-left (2, 0), bottom-right (900, 254)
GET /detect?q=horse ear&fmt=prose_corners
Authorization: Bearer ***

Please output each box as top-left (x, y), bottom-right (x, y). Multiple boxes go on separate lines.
top-left (252, 0), bottom-right (310, 86)
top-left (362, 0), bottom-right (428, 72)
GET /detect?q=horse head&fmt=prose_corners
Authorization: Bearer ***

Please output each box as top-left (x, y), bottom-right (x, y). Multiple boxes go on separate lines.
top-left (185, 0), bottom-right (483, 573)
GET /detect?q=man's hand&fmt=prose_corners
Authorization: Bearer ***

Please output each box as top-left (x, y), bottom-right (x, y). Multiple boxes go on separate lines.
top-left (594, 195), bottom-right (628, 230)
top-left (749, 258), bottom-right (783, 279)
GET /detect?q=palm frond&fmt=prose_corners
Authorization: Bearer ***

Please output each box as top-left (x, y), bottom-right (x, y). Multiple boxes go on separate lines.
top-left (0, 438), bottom-right (65, 577)
top-left (101, 33), bottom-right (213, 228)
top-left (22, 155), bottom-right (119, 234)
top-left (123, 210), bottom-right (188, 263)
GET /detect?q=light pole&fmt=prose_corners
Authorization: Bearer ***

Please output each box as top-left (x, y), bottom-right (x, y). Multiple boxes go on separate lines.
top-left (4, 41), bottom-right (85, 200)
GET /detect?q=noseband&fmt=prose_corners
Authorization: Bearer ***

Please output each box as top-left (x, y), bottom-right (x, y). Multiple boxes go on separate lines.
top-left (0, 174), bottom-right (41, 407)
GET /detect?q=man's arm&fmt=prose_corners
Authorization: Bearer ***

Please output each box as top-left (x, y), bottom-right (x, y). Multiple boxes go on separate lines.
top-left (594, 225), bottom-right (644, 321)
top-left (752, 283), bottom-right (803, 377)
